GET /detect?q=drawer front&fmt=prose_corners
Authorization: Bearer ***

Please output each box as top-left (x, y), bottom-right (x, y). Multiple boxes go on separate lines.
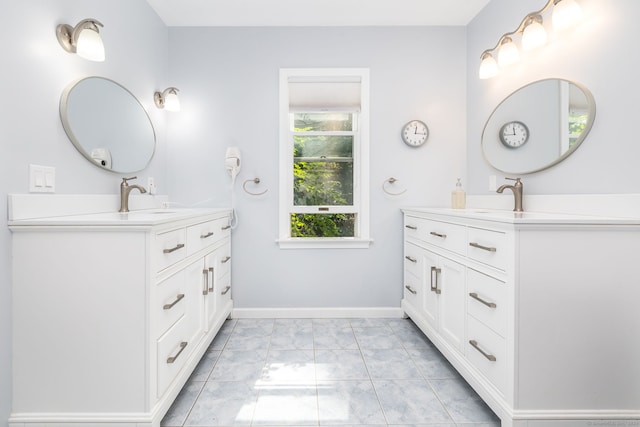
top-left (216, 240), bottom-right (231, 278)
top-left (466, 316), bottom-right (506, 395)
top-left (156, 270), bottom-right (187, 337)
top-left (157, 315), bottom-right (195, 398)
top-left (467, 227), bottom-right (507, 270)
top-left (421, 219), bottom-right (466, 255)
top-left (217, 272), bottom-right (232, 312)
top-left (467, 269), bottom-right (507, 337)
top-left (187, 217), bottom-right (231, 256)
top-left (404, 241), bottom-right (423, 278)
top-left (403, 270), bottom-right (422, 310)
top-left (156, 228), bottom-right (187, 272)
top-left (404, 216), bottom-right (424, 240)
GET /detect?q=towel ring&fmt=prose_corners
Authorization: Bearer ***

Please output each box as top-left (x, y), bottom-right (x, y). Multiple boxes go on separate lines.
top-left (243, 178), bottom-right (268, 196)
top-left (382, 177), bottom-right (407, 196)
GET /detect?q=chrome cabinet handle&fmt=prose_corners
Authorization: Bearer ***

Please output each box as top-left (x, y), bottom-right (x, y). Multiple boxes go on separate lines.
top-left (201, 231), bottom-right (214, 239)
top-left (405, 255), bottom-right (417, 263)
top-left (405, 285), bottom-right (417, 295)
top-left (469, 242), bottom-right (496, 252)
top-left (163, 243), bottom-right (185, 254)
top-left (202, 269), bottom-right (209, 295)
top-left (430, 231), bottom-right (447, 238)
top-left (405, 225), bottom-right (418, 230)
top-left (208, 267), bottom-right (214, 292)
top-left (430, 266), bottom-right (442, 294)
top-left (166, 341), bottom-right (188, 364)
top-left (221, 256), bottom-right (231, 264)
top-left (469, 340), bottom-right (496, 361)
top-left (469, 292), bottom-right (497, 308)
top-left (163, 293), bottom-right (185, 310)
top-left (221, 285), bottom-right (231, 295)
top-left (221, 225), bottom-right (231, 230)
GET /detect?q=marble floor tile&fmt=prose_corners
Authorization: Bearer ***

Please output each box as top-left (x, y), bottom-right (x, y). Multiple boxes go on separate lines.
top-left (313, 326), bottom-right (359, 350)
top-left (262, 349), bottom-right (316, 383)
top-left (312, 318), bottom-right (352, 328)
top-left (184, 380), bottom-right (258, 426)
top-left (252, 384), bottom-right (319, 425)
top-left (352, 326), bottom-right (404, 350)
top-left (269, 326), bottom-right (314, 350)
top-left (161, 381), bottom-right (205, 426)
top-left (315, 349), bottom-right (369, 380)
top-left (361, 348), bottom-right (422, 379)
top-left (373, 379), bottom-right (453, 424)
top-left (209, 349), bottom-right (268, 381)
top-left (406, 346), bottom-right (461, 379)
top-left (429, 379), bottom-right (501, 424)
top-left (188, 350), bottom-right (221, 382)
top-left (317, 380), bottom-right (386, 425)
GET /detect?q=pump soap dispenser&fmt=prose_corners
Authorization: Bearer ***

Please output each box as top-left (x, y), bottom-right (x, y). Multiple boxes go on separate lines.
top-left (451, 178), bottom-right (466, 209)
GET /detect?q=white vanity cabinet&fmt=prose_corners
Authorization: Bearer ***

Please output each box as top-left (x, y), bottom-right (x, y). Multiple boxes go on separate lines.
top-left (402, 208), bottom-right (640, 427)
top-left (9, 208), bottom-right (232, 427)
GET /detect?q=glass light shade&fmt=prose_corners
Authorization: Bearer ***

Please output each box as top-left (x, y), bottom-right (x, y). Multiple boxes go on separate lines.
top-left (163, 91), bottom-right (181, 112)
top-left (552, 0), bottom-right (582, 31)
top-left (479, 54), bottom-right (499, 79)
top-left (76, 27), bottom-right (105, 62)
top-left (498, 37), bottom-right (520, 67)
top-left (522, 19), bottom-right (548, 51)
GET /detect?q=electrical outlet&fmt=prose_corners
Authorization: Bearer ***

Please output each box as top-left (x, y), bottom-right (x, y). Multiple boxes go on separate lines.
top-left (29, 164), bottom-right (55, 193)
top-left (148, 177), bottom-right (156, 195)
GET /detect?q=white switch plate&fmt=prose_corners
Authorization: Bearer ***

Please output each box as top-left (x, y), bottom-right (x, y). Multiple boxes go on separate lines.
top-left (29, 164), bottom-right (55, 193)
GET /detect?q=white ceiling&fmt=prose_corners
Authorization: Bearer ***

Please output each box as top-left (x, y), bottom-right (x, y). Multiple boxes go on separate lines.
top-left (145, 0), bottom-right (491, 27)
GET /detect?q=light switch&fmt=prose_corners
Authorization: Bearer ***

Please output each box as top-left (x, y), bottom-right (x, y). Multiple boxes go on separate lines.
top-left (29, 164), bottom-right (55, 193)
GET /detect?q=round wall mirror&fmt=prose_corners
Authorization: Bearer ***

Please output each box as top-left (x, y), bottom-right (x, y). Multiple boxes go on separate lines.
top-left (481, 78), bottom-right (596, 174)
top-left (60, 76), bottom-right (156, 173)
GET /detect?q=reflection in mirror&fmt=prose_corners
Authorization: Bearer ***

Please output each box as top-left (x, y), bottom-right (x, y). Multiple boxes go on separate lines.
top-left (60, 77), bottom-right (156, 173)
top-left (481, 79), bottom-right (595, 174)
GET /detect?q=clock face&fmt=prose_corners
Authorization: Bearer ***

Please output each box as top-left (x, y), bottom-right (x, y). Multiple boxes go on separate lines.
top-left (499, 121), bottom-right (529, 148)
top-left (401, 120), bottom-right (429, 147)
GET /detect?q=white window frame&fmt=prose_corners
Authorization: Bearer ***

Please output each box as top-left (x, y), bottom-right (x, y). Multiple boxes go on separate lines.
top-left (278, 68), bottom-right (371, 249)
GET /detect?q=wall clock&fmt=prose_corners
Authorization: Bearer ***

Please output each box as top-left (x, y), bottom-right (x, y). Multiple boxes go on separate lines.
top-left (401, 120), bottom-right (429, 147)
top-left (499, 121), bottom-right (529, 148)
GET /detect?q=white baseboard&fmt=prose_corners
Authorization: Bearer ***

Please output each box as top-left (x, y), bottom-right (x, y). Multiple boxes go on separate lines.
top-left (232, 307), bottom-right (404, 319)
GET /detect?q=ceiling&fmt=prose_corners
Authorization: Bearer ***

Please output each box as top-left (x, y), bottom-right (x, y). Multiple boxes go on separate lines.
top-left (145, 0), bottom-right (491, 27)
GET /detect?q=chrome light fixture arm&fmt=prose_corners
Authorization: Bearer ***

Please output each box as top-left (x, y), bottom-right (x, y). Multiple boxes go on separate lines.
top-left (56, 18), bottom-right (104, 54)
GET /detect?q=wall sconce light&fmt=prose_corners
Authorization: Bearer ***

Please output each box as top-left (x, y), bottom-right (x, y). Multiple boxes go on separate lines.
top-left (479, 0), bottom-right (582, 79)
top-left (154, 87), bottom-right (181, 111)
top-left (56, 18), bottom-right (105, 62)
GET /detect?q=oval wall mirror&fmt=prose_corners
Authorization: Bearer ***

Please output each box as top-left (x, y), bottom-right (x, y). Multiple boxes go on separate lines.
top-left (60, 76), bottom-right (156, 173)
top-left (481, 78), bottom-right (596, 174)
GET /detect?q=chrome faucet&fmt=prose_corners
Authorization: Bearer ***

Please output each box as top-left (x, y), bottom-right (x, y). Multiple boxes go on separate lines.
top-left (119, 176), bottom-right (147, 213)
top-left (496, 177), bottom-right (524, 212)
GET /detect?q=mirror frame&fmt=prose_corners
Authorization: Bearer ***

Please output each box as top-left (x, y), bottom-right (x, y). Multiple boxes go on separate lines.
top-left (60, 76), bottom-right (156, 173)
top-left (481, 78), bottom-right (596, 175)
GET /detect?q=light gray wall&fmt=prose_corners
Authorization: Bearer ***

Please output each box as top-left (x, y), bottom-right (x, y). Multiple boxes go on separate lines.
top-left (0, 1), bottom-right (168, 425)
top-left (166, 26), bottom-right (468, 309)
top-left (467, 0), bottom-right (640, 194)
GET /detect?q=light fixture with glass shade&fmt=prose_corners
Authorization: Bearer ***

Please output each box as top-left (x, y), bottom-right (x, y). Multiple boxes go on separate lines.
top-left (154, 87), bottom-right (181, 112)
top-left (56, 18), bottom-right (105, 62)
top-left (478, 0), bottom-right (583, 79)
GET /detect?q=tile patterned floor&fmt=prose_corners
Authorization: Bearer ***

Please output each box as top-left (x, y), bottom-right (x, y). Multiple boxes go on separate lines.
top-left (161, 318), bottom-right (500, 427)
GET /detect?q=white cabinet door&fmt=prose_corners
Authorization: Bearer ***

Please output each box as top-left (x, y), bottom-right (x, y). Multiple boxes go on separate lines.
top-left (422, 249), bottom-right (440, 331)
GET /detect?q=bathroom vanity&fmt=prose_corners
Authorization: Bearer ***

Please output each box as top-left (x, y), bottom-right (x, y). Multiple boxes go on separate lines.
top-left (8, 196), bottom-right (232, 427)
top-left (402, 208), bottom-right (640, 427)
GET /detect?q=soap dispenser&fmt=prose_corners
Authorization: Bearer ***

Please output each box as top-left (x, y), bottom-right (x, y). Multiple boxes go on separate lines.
top-left (451, 178), bottom-right (466, 209)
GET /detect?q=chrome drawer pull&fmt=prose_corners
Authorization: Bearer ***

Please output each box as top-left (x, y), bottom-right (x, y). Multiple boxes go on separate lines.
top-left (405, 285), bottom-right (417, 295)
top-left (201, 231), bottom-right (214, 239)
top-left (430, 266), bottom-right (442, 294)
top-left (202, 269), bottom-right (209, 295)
top-left (208, 267), bottom-right (214, 292)
top-left (405, 255), bottom-right (417, 263)
top-left (405, 225), bottom-right (418, 230)
top-left (469, 242), bottom-right (496, 252)
top-left (163, 293), bottom-right (185, 310)
top-left (221, 256), bottom-right (231, 264)
top-left (469, 292), bottom-right (497, 308)
top-left (163, 243), bottom-right (185, 254)
top-left (221, 225), bottom-right (231, 230)
top-left (469, 340), bottom-right (497, 362)
top-left (430, 231), bottom-right (447, 238)
top-left (221, 285), bottom-right (231, 295)
top-left (166, 341), bottom-right (188, 364)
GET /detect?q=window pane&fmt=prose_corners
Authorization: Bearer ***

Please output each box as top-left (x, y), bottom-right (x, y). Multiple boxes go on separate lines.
top-left (294, 135), bottom-right (353, 159)
top-left (291, 213), bottom-right (355, 237)
top-left (293, 113), bottom-right (353, 132)
top-left (294, 160), bottom-right (353, 206)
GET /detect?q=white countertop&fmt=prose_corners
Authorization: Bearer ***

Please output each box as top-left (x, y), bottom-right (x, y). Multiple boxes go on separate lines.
top-left (401, 207), bottom-right (640, 225)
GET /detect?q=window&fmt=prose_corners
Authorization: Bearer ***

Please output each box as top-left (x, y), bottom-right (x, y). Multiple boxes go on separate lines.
top-left (278, 69), bottom-right (370, 249)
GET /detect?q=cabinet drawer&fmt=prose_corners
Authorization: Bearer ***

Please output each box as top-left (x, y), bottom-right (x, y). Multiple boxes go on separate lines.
top-left (217, 272), bottom-right (232, 311)
top-left (156, 270), bottom-right (187, 337)
top-left (466, 316), bottom-right (506, 395)
top-left (155, 228), bottom-right (187, 272)
top-left (216, 240), bottom-right (231, 278)
top-left (186, 217), bottom-right (231, 256)
top-left (404, 241), bottom-right (423, 278)
top-left (403, 271), bottom-right (422, 310)
top-left (421, 219), bottom-right (466, 255)
top-left (467, 269), bottom-right (507, 337)
top-left (157, 315), bottom-right (194, 398)
top-left (404, 216), bottom-right (423, 240)
top-left (467, 227), bottom-right (507, 270)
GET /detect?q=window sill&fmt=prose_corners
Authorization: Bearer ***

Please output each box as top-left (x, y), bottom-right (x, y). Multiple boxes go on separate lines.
top-left (277, 237), bottom-right (372, 249)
